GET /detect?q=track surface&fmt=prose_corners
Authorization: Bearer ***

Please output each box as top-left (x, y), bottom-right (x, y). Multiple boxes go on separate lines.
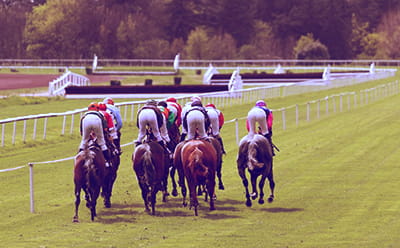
top-left (0, 74), bottom-right (119, 90)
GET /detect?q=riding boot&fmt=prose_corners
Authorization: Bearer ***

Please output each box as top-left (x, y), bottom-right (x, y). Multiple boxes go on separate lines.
top-left (102, 150), bottom-right (111, 167)
top-left (77, 148), bottom-right (83, 154)
top-left (264, 134), bottom-right (275, 156)
top-left (216, 136), bottom-right (226, 154)
top-left (134, 140), bottom-right (142, 147)
top-left (113, 138), bottom-right (122, 154)
top-left (180, 133), bottom-right (187, 142)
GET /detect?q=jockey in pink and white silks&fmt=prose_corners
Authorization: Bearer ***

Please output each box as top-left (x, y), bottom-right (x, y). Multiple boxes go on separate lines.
top-left (79, 102), bottom-right (112, 167)
top-left (205, 103), bottom-right (226, 154)
top-left (246, 100), bottom-right (275, 155)
top-left (180, 96), bottom-right (210, 141)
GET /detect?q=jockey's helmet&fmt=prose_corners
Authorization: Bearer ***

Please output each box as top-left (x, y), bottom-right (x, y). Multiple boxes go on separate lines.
top-left (255, 100), bottom-right (266, 107)
top-left (146, 99), bottom-right (158, 106)
top-left (98, 102), bottom-right (107, 111)
top-left (166, 97), bottom-right (177, 103)
top-left (205, 103), bottom-right (216, 109)
top-left (191, 95), bottom-right (201, 102)
top-left (191, 100), bottom-right (203, 107)
top-left (88, 102), bottom-right (99, 111)
top-left (158, 101), bottom-right (168, 108)
top-left (103, 97), bottom-right (114, 105)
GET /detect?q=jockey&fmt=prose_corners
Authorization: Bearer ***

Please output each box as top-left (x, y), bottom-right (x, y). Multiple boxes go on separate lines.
top-left (98, 102), bottom-right (119, 155)
top-left (134, 99), bottom-right (169, 152)
top-left (158, 101), bottom-right (175, 129)
top-left (103, 97), bottom-right (123, 153)
top-left (205, 103), bottom-right (226, 154)
top-left (79, 102), bottom-right (112, 167)
top-left (166, 97), bottom-right (182, 127)
top-left (246, 100), bottom-right (275, 155)
top-left (181, 96), bottom-right (210, 141)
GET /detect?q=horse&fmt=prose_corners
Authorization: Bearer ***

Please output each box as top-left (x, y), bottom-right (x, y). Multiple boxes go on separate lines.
top-left (73, 141), bottom-right (106, 222)
top-left (237, 134), bottom-right (275, 207)
top-left (173, 139), bottom-right (217, 216)
top-left (101, 139), bottom-right (120, 208)
top-left (132, 134), bottom-right (168, 215)
top-left (166, 122), bottom-right (181, 197)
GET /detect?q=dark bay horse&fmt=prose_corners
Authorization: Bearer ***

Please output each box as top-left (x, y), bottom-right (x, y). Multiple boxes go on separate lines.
top-left (237, 134), bottom-right (275, 207)
top-left (102, 140), bottom-right (120, 208)
top-left (166, 122), bottom-right (181, 197)
top-left (73, 142), bottom-right (106, 222)
top-left (132, 141), bottom-right (168, 215)
top-left (173, 139), bottom-right (217, 216)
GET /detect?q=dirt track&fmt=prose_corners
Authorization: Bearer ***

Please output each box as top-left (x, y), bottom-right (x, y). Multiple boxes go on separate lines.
top-left (0, 74), bottom-right (121, 90)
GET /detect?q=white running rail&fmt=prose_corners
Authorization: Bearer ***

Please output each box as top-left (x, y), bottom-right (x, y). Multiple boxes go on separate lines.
top-left (48, 69), bottom-right (90, 96)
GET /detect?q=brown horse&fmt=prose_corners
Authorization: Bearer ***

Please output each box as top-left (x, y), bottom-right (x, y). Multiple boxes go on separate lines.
top-left (173, 139), bottom-right (217, 216)
top-left (132, 140), bottom-right (168, 215)
top-left (73, 141), bottom-right (106, 222)
top-left (237, 134), bottom-right (275, 207)
top-left (166, 122), bottom-right (181, 197)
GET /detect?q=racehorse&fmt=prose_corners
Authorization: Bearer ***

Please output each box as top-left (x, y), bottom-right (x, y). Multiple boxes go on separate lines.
top-left (132, 129), bottom-right (168, 215)
top-left (101, 140), bottom-right (120, 208)
top-left (166, 122), bottom-right (181, 197)
top-left (237, 134), bottom-right (275, 207)
top-left (173, 139), bottom-right (217, 216)
top-left (73, 141), bottom-right (106, 222)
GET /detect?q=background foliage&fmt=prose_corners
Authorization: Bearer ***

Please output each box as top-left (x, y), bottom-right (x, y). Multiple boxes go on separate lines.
top-left (1, 0), bottom-right (400, 59)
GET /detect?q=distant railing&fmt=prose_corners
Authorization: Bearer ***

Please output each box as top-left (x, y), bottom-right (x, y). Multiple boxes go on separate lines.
top-left (2, 59), bottom-right (400, 69)
top-left (48, 69), bottom-right (90, 96)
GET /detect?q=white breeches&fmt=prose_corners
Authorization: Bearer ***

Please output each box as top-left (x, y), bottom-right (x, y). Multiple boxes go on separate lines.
top-left (247, 107), bottom-right (268, 136)
top-left (160, 115), bottom-right (170, 143)
top-left (136, 109), bottom-right (162, 142)
top-left (206, 108), bottom-right (220, 136)
top-left (80, 114), bottom-right (107, 151)
top-left (186, 110), bottom-right (207, 140)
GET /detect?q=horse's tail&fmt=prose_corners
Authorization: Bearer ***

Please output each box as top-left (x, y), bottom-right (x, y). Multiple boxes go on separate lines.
top-left (143, 148), bottom-right (155, 186)
top-left (247, 141), bottom-right (264, 170)
top-left (190, 147), bottom-right (208, 177)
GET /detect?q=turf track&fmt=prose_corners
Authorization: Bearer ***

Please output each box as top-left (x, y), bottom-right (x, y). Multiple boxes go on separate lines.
top-left (0, 85), bottom-right (399, 248)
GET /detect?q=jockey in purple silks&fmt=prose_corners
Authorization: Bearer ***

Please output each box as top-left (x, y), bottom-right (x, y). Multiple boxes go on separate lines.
top-left (180, 95), bottom-right (210, 141)
top-left (134, 99), bottom-right (170, 153)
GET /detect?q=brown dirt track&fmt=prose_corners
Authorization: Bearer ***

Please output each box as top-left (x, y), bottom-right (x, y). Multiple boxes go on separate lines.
top-left (0, 74), bottom-right (120, 90)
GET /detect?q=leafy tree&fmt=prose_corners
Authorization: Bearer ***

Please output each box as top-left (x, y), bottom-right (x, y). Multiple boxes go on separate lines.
top-left (293, 33), bottom-right (330, 59)
top-left (184, 27), bottom-right (209, 59)
top-left (205, 33), bottom-right (237, 59)
top-left (376, 9), bottom-right (400, 58)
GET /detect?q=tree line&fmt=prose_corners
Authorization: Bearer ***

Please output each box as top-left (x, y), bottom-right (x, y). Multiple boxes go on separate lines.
top-left (1, 0), bottom-right (400, 60)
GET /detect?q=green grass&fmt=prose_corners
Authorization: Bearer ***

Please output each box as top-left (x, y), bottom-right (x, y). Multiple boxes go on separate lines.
top-left (1, 76), bottom-right (400, 247)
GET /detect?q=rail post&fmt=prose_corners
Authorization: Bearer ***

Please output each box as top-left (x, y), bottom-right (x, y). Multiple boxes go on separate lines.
top-left (29, 163), bottom-right (35, 213)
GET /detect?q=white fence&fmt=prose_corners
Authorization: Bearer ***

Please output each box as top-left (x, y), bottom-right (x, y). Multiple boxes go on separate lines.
top-left (0, 67), bottom-right (397, 147)
top-left (48, 69), bottom-right (90, 96)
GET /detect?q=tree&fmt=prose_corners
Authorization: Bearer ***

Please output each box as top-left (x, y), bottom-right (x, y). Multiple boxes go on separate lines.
top-left (293, 33), bottom-right (330, 60)
top-left (184, 27), bottom-right (209, 59)
top-left (376, 9), bottom-right (400, 58)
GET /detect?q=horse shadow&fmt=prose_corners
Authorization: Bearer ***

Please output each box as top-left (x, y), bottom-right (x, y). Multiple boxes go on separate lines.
top-left (259, 207), bottom-right (304, 213)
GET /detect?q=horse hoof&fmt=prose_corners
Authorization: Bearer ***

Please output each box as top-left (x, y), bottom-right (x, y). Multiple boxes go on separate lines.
top-left (268, 197), bottom-right (274, 203)
top-left (209, 206), bottom-right (216, 211)
top-left (246, 200), bottom-right (252, 207)
top-left (219, 184), bottom-right (225, 190)
top-left (72, 217), bottom-right (79, 223)
top-left (171, 189), bottom-right (178, 197)
top-left (258, 199), bottom-right (265, 204)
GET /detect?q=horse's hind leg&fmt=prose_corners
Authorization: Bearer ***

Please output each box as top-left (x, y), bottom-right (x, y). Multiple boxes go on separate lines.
top-left (73, 187), bottom-right (81, 222)
top-left (217, 162), bottom-right (225, 190)
top-left (267, 172), bottom-right (275, 203)
top-left (238, 167), bottom-right (252, 207)
top-left (250, 173), bottom-right (259, 200)
top-left (258, 174), bottom-right (267, 205)
top-left (169, 167), bottom-right (179, 197)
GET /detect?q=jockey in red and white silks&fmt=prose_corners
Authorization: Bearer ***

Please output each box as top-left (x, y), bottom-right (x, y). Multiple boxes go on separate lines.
top-left (79, 102), bottom-right (112, 166)
top-left (205, 103), bottom-right (226, 154)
